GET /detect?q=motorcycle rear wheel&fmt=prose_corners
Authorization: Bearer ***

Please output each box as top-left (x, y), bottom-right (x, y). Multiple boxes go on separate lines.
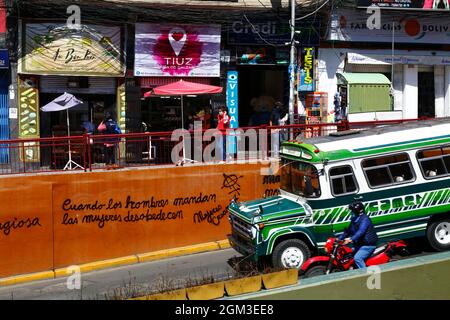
top-left (304, 265), bottom-right (340, 278)
top-left (304, 265), bottom-right (327, 278)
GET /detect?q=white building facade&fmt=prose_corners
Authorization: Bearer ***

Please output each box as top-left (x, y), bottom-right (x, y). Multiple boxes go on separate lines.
top-left (318, 8), bottom-right (450, 122)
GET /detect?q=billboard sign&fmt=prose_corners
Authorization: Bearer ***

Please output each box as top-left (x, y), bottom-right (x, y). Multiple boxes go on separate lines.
top-left (327, 9), bottom-right (450, 44)
top-left (20, 24), bottom-right (124, 76)
top-left (226, 71), bottom-right (238, 155)
top-left (135, 24), bottom-right (221, 77)
top-left (357, 0), bottom-right (450, 11)
top-left (228, 18), bottom-right (320, 46)
top-left (0, 49), bottom-right (8, 69)
top-left (298, 47), bottom-right (315, 92)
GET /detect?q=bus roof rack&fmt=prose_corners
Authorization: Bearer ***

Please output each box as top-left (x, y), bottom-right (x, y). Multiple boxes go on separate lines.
top-left (329, 130), bottom-right (362, 137)
top-left (304, 118), bottom-right (450, 145)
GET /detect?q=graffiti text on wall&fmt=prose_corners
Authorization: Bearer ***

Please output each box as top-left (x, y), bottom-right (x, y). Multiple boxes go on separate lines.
top-left (61, 192), bottom-right (218, 229)
top-left (0, 217), bottom-right (42, 236)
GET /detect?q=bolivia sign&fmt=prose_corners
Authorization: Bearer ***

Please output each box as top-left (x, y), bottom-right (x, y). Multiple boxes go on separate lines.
top-left (20, 24), bottom-right (124, 76)
top-left (357, 0), bottom-right (449, 11)
top-left (327, 9), bottom-right (450, 44)
top-left (135, 24), bottom-right (221, 77)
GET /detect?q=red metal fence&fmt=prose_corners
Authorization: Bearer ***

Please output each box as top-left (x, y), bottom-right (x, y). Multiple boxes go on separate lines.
top-left (0, 119), bottom-right (425, 176)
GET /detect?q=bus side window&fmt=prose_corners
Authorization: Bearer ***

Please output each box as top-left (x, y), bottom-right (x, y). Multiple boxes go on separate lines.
top-left (329, 166), bottom-right (358, 196)
top-left (417, 146), bottom-right (450, 179)
top-left (362, 153), bottom-right (415, 188)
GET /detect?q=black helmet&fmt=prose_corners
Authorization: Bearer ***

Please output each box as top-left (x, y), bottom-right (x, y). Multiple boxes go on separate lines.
top-left (349, 201), bottom-right (365, 215)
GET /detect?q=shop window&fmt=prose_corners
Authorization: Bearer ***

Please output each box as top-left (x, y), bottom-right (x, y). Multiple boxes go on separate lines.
top-left (362, 153), bottom-right (415, 188)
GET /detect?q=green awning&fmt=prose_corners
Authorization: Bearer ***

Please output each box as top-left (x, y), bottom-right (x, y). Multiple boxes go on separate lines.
top-left (337, 73), bottom-right (391, 85)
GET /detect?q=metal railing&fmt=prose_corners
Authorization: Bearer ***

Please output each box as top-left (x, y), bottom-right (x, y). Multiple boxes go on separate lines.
top-left (0, 118), bottom-right (425, 176)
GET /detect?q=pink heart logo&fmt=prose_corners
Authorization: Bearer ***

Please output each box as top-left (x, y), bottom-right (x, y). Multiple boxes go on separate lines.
top-left (172, 32), bottom-right (184, 41)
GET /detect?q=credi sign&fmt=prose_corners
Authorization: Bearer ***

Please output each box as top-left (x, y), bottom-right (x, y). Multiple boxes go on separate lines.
top-left (228, 19), bottom-right (320, 46)
top-left (327, 9), bottom-right (450, 44)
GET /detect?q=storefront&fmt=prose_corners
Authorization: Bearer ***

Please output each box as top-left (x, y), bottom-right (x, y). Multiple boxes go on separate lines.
top-left (17, 22), bottom-right (126, 163)
top-left (225, 17), bottom-right (321, 126)
top-left (319, 8), bottom-right (450, 121)
top-left (18, 23), bottom-right (126, 137)
top-left (134, 23), bottom-right (222, 132)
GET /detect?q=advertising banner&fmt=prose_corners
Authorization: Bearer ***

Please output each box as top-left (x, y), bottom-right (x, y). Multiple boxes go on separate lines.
top-left (226, 71), bottom-right (238, 155)
top-left (116, 81), bottom-right (126, 132)
top-left (20, 24), bottom-right (124, 76)
top-left (347, 52), bottom-right (450, 65)
top-left (226, 71), bottom-right (239, 129)
top-left (228, 19), bottom-right (320, 46)
top-left (0, 49), bottom-right (8, 69)
top-left (298, 47), bottom-right (315, 92)
top-left (327, 9), bottom-right (450, 44)
top-left (135, 24), bottom-right (221, 77)
top-left (18, 77), bottom-right (39, 139)
top-left (357, 0), bottom-right (450, 11)
top-left (0, 0), bottom-right (5, 34)
top-left (0, 0), bottom-right (5, 47)
top-left (18, 77), bottom-right (41, 163)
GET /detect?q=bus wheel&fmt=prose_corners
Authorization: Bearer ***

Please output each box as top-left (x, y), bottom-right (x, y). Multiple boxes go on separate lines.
top-left (271, 239), bottom-right (311, 270)
top-left (427, 218), bottom-right (450, 251)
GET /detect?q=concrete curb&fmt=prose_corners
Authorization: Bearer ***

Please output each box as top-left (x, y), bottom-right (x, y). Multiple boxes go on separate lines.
top-left (0, 271), bottom-right (56, 287)
top-left (129, 269), bottom-right (299, 300)
top-left (0, 239), bottom-right (231, 287)
top-left (223, 251), bottom-right (450, 300)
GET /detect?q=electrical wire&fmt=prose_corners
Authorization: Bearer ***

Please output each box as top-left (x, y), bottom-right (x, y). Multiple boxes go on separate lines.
top-left (296, 0), bottom-right (330, 21)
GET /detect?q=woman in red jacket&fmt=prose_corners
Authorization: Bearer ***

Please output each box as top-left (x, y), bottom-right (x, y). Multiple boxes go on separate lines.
top-left (217, 106), bottom-right (230, 132)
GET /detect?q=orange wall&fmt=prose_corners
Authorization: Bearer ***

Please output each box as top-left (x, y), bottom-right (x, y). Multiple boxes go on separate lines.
top-left (0, 163), bottom-right (281, 278)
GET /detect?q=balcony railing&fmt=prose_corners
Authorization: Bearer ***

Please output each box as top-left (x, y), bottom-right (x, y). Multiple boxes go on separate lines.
top-left (0, 119), bottom-right (424, 176)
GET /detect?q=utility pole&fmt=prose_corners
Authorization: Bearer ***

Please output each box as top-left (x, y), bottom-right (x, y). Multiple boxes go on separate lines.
top-left (288, 0), bottom-right (296, 139)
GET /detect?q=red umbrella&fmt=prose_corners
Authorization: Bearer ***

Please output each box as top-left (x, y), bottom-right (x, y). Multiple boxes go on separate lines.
top-left (144, 79), bottom-right (222, 97)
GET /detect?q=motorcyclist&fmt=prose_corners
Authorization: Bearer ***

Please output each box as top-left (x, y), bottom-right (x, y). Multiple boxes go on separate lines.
top-left (338, 201), bottom-right (379, 269)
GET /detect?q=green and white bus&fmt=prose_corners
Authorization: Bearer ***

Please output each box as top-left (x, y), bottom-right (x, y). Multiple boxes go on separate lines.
top-left (228, 119), bottom-right (450, 269)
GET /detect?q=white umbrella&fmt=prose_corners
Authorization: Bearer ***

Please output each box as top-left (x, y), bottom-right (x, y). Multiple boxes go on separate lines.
top-left (41, 92), bottom-right (84, 170)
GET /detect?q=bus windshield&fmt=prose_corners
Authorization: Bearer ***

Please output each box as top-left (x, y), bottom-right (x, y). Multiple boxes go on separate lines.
top-left (280, 158), bottom-right (321, 198)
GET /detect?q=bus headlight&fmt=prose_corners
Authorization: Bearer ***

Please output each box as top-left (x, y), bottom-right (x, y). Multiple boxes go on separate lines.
top-left (303, 202), bottom-right (313, 216)
top-left (253, 215), bottom-right (263, 224)
top-left (303, 203), bottom-right (314, 224)
top-left (251, 226), bottom-right (258, 239)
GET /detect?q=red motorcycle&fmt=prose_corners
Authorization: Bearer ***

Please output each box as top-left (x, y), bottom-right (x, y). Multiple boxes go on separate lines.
top-left (300, 237), bottom-right (408, 278)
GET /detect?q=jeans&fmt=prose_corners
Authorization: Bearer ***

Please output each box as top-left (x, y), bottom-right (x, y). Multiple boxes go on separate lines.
top-left (215, 134), bottom-right (226, 161)
top-left (105, 145), bottom-right (115, 165)
top-left (353, 245), bottom-right (376, 269)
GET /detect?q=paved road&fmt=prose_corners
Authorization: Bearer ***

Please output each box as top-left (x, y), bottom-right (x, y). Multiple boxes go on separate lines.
top-left (0, 236), bottom-right (436, 300)
top-left (0, 249), bottom-right (242, 300)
